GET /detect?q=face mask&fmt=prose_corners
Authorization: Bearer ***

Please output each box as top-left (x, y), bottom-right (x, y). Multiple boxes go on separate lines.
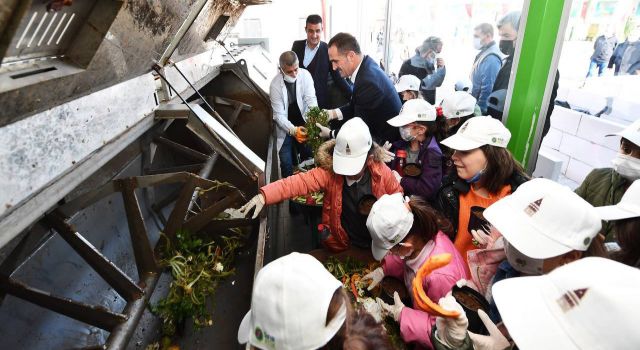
top-left (499, 39), bottom-right (515, 56)
top-left (465, 164), bottom-right (487, 184)
top-left (612, 153), bottom-right (640, 180)
top-left (282, 73), bottom-right (296, 83)
top-left (426, 53), bottom-right (436, 66)
top-left (504, 240), bottom-right (544, 275)
top-left (473, 37), bottom-right (483, 50)
top-left (399, 126), bottom-right (415, 142)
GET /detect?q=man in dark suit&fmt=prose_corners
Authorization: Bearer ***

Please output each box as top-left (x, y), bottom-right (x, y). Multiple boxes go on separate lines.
top-left (322, 32), bottom-right (402, 144)
top-left (291, 15), bottom-right (351, 109)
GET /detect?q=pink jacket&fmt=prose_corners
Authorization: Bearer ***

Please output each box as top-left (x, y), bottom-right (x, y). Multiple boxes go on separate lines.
top-left (382, 232), bottom-right (469, 350)
top-left (260, 141), bottom-right (402, 252)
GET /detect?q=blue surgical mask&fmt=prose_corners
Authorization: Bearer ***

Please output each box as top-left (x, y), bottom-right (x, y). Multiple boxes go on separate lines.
top-left (399, 126), bottom-right (415, 141)
top-left (465, 165), bottom-right (487, 184)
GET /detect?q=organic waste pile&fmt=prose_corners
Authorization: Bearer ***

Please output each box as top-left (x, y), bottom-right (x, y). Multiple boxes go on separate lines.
top-left (324, 257), bottom-right (407, 349)
top-left (304, 106), bottom-right (329, 155)
top-left (292, 159), bottom-right (324, 206)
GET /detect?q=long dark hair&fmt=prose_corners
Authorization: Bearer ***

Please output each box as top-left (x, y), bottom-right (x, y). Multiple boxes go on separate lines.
top-left (479, 144), bottom-right (527, 194)
top-left (323, 288), bottom-right (393, 350)
top-left (416, 118), bottom-right (448, 143)
top-left (407, 195), bottom-right (454, 241)
top-left (611, 219), bottom-right (640, 267)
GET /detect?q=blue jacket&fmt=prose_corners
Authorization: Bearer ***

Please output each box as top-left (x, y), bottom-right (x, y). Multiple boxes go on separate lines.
top-left (388, 136), bottom-right (443, 201)
top-left (337, 55), bottom-right (402, 144)
top-left (471, 41), bottom-right (502, 114)
top-left (291, 40), bottom-right (351, 108)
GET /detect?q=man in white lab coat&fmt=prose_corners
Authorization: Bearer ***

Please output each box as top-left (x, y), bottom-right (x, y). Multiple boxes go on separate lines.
top-left (270, 51), bottom-right (318, 178)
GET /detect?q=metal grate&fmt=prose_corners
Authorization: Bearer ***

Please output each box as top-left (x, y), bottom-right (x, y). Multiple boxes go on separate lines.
top-left (3, 1), bottom-right (97, 65)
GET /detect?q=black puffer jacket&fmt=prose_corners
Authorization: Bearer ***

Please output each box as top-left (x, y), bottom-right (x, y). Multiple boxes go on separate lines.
top-left (434, 171), bottom-right (530, 240)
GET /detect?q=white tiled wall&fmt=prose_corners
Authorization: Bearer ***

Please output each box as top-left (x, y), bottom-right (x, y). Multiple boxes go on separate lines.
top-left (539, 105), bottom-right (627, 187)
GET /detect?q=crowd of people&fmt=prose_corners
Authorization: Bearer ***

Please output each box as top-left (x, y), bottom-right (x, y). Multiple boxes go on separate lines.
top-left (237, 11), bottom-right (640, 350)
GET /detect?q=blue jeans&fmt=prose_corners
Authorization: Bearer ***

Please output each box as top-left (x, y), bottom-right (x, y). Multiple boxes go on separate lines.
top-left (279, 135), bottom-right (312, 178)
top-left (586, 59), bottom-right (606, 77)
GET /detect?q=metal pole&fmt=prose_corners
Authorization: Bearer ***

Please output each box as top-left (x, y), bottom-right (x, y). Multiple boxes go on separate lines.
top-left (382, 0), bottom-right (393, 74)
top-left (157, 0), bottom-right (209, 66)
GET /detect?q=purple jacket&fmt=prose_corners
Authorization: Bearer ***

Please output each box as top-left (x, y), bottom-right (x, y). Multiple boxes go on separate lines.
top-left (382, 232), bottom-right (469, 350)
top-left (389, 136), bottom-right (443, 201)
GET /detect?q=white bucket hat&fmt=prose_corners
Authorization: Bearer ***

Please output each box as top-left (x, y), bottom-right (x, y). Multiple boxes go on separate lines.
top-left (484, 178), bottom-right (601, 260)
top-left (606, 118), bottom-right (640, 147)
top-left (366, 193), bottom-right (414, 261)
top-left (493, 257), bottom-right (640, 350)
top-left (333, 117), bottom-right (373, 176)
top-left (387, 99), bottom-right (437, 127)
top-left (441, 91), bottom-right (477, 119)
top-left (595, 179), bottom-right (640, 220)
top-left (440, 116), bottom-right (511, 151)
top-left (237, 252), bottom-right (346, 350)
top-left (395, 74), bottom-right (421, 92)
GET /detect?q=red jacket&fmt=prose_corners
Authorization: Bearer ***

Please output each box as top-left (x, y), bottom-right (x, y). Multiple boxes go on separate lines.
top-left (260, 140), bottom-right (402, 252)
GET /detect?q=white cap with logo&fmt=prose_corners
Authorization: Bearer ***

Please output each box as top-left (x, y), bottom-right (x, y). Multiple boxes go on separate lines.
top-left (606, 118), bottom-right (640, 147)
top-left (387, 99), bottom-right (437, 127)
top-left (395, 74), bottom-right (421, 92)
top-left (595, 179), bottom-right (640, 220)
top-left (441, 91), bottom-right (477, 119)
top-left (440, 116), bottom-right (511, 151)
top-left (493, 257), bottom-right (640, 350)
top-left (237, 252), bottom-right (346, 350)
top-left (484, 178), bottom-right (601, 259)
top-left (333, 117), bottom-right (373, 176)
top-left (366, 193), bottom-right (414, 261)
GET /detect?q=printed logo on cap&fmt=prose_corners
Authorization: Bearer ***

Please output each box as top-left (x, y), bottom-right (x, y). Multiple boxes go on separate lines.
top-left (255, 326), bottom-right (275, 347)
top-left (388, 234), bottom-right (401, 244)
top-left (557, 288), bottom-right (589, 312)
top-left (345, 143), bottom-right (351, 155)
top-left (459, 123), bottom-right (469, 133)
top-left (524, 198), bottom-right (544, 216)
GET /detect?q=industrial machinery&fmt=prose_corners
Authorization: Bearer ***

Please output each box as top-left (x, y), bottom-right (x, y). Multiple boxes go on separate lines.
top-left (0, 1), bottom-right (281, 348)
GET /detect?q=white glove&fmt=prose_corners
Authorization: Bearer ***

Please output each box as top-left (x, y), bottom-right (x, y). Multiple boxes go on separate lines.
top-left (468, 310), bottom-right (510, 350)
top-left (316, 123), bottom-right (332, 138)
top-left (381, 141), bottom-right (395, 162)
top-left (361, 267), bottom-right (385, 291)
top-left (324, 108), bottom-right (341, 121)
top-left (238, 194), bottom-right (265, 219)
top-left (376, 291), bottom-right (404, 321)
top-left (392, 170), bottom-right (402, 183)
top-left (471, 225), bottom-right (501, 249)
top-left (435, 293), bottom-right (469, 348)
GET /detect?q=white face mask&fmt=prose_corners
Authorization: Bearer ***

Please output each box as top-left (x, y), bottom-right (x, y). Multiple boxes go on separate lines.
top-left (282, 74), bottom-right (297, 83)
top-left (504, 240), bottom-right (544, 275)
top-left (399, 126), bottom-right (415, 141)
top-left (612, 153), bottom-right (640, 180)
top-left (473, 37), bottom-right (483, 50)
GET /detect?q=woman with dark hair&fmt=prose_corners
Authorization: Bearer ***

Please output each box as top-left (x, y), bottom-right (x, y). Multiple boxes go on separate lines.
top-left (434, 116), bottom-right (529, 270)
top-left (594, 179), bottom-right (640, 268)
top-left (238, 252), bottom-right (393, 350)
top-left (387, 99), bottom-right (448, 201)
top-left (362, 193), bottom-right (467, 349)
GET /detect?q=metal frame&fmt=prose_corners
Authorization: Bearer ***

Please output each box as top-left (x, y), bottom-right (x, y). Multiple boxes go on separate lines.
top-left (0, 171), bottom-right (250, 350)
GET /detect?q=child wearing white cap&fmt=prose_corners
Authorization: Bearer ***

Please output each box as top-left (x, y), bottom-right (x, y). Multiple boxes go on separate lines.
top-left (239, 117), bottom-right (402, 255)
top-left (575, 118), bottom-right (640, 240)
top-left (594, 179), bottom-right (640, 267)
top-left (395, 74), bottom-right (423, 102)
top-left (386, 99), bottom-right (447, 200)
top-left (474, 178), bottom-right (607, 326)
top-left (434, 116), bottom-right (529, 273)
top-left (238, 252), bottom-right (393, 350)
top-left (439, 91), bottom-right (480, 175)
top-left (362, 193), bottom-right (468, 349)
top-left (433, 257), bottom-right (640, 350)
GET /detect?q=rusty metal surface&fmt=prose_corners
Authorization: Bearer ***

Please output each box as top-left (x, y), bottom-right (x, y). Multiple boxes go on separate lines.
top-left (0, 0), bottom-right (248, 127)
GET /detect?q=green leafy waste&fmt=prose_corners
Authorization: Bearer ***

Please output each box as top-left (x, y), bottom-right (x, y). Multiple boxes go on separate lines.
top-left (305, 106), bottom-right (329, 155)
top-left (151, 227), bottom-right (245, 337)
